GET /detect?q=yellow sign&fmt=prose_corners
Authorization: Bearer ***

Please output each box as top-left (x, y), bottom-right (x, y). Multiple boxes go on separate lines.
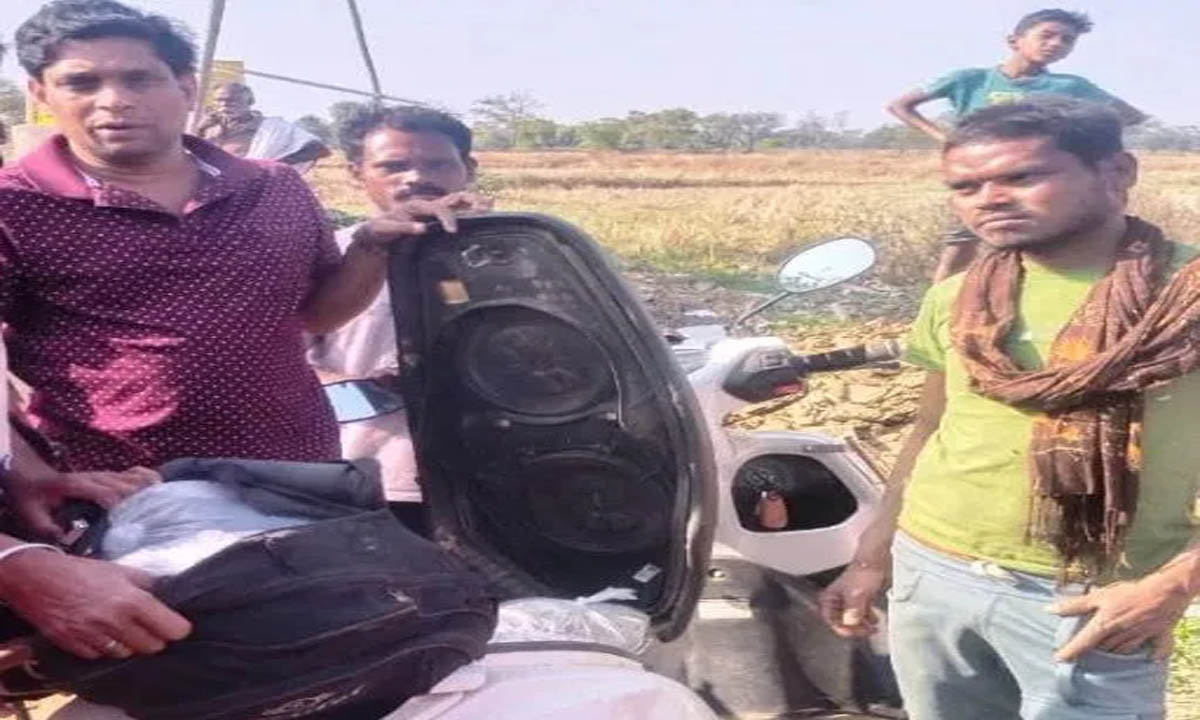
top-left (28, 92), bottom-right (56, 127)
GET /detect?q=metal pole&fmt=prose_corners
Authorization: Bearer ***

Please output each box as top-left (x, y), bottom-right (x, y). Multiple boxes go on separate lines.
top-left (240, 69), bottom-right (422, 105)
top-left (190, 0), bottom-right (227, 132)
top-left (346, 0), bottom-right (384, 103)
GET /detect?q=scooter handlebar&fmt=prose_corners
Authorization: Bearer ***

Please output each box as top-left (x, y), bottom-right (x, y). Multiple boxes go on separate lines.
top-left (791, 340), bottom-right (903, 374)
top-left (719, 340), bottom-right (903, 404)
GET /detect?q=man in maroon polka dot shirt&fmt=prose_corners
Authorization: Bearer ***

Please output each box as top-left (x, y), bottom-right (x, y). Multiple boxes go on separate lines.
top-left (0, 3), bottom-right (422, 487)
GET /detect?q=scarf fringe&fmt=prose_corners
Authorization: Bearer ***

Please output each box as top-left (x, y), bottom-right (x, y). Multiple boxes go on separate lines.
top-left (1029, 493), bottom-right (1128, 581)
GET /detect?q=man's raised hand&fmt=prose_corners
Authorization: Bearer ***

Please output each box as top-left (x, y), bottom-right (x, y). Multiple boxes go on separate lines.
top-left (353, 192), bottom-right (494, 247)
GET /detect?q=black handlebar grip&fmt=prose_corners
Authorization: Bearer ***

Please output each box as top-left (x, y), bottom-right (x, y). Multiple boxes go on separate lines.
top-left (792, 340), bottom-right (903, 373)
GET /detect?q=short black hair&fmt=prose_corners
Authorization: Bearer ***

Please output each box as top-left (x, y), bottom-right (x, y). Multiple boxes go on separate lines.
top-left (337, 104), bottom-right (473, 165)
top-left (1013, 8), bottom-right (1093, 36)
top-left (945, 98), bottom-right (1123, 167)
top-left (16, 0), bottom-right (197, 79)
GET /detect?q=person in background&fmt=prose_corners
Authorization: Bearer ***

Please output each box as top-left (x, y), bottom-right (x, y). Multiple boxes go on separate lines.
top-left (308, 103), bottom-right (490, 532)
top-left (887, 8), bottom-right (1146, 281)
top-left (819, 99), bottom-right (1199, 720)
top-left (196, 82), bottom-right (329, 172)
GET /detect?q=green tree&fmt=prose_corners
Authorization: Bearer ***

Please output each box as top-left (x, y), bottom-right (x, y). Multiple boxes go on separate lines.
top-left (514, 117), bottom-right (560, 149)
top-left (471, 92), bottom-right (544, 149)
top-left (1126, 120), bottom-right (1200, 151)
top-left (577, 118), bottom-right (626, 150)
top-left (644, 108), bottom-right (700, 149)
top-left (859, 122), bottom-right (939, 150)
top-left (730, 112), bottom-right (784, 151)
top-left (697, 113), bottom-right (740, 150)
top-left (328, 100), bottom-right (367, 149)
top-left (786, 112), bottom-right (844, 148)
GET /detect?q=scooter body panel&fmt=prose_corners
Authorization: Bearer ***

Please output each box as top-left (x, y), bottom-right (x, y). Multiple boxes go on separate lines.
top-left (679, 330), bottom-right (885, 577)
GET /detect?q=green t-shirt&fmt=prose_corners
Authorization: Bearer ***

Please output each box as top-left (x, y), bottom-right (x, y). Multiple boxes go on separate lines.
top-left (900, 244), bottom-right (1200, 579)
top-left (926, 67), bottom-right (1116, 117)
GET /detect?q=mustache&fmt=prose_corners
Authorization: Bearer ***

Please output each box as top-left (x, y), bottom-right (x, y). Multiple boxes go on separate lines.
top-left (394, 184), bottom-right (449, 200)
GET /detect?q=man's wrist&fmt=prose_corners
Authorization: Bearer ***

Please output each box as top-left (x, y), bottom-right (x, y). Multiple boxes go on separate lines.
top-left (850, 538), bottom-right (893, 570)
top-left (2, 466), bottom-right (61, 489)
top-left (346, 230), bottom-right (390, 260)
top-left (0, 543), bottom-right (67, 598)
top-left (1148, 549), bottom-right (1200, 599)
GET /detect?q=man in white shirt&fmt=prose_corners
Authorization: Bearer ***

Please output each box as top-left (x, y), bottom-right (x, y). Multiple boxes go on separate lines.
top-left (309, 104), bottom-right (490, 532)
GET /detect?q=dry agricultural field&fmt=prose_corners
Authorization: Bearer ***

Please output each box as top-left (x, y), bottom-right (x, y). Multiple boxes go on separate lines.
top-left (314, 149), bottom-right (1200, 289)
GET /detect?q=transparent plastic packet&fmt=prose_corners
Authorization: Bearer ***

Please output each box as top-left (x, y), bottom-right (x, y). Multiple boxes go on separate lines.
top-left (101, 480), bottom-right (312, 577)
top-left (491, 588), bottom-right (651, 655)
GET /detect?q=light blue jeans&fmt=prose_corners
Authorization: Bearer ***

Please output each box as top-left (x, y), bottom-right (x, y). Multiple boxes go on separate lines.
top-left (889, 532), bottom-right (1169, 719)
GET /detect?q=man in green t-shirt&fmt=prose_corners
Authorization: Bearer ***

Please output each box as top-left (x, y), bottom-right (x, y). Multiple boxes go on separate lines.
top-left (819, 99), bottom-right (1200, 719)
top-left (887, 9), bottom-right (1147, 283)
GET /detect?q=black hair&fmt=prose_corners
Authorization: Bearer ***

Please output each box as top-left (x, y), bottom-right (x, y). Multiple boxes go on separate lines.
top-left (945, 98), bottom-right (1123, 167)
top-left (1013, 8), bottom-right (1093, 36)
top-left (16, 0), bottom-right (197, 79)
top-left (337, 104), bottom-right (473, 165)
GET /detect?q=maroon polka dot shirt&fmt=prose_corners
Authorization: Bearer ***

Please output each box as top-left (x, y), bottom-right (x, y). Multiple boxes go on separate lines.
top-left (0, 135), bottom-right (340, 471)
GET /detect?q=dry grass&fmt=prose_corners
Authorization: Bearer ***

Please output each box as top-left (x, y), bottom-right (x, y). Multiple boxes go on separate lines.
top-left (310, 149), bottom-right (1200, 289)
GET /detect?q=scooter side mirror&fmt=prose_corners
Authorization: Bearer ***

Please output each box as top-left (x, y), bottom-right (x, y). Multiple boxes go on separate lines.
top-left (776, 237), bottom-right (876, 295)
top-left (730, 237), bottom-right (878, 327)
top-left (323, 380), bottom-right (404, 423)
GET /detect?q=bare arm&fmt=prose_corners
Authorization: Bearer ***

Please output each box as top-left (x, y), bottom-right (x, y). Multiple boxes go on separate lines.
top-left (887, 89), bottom-right (949, 144)
top-left (299, 192), bottom-right (492, 336)
top-left (850, 371), bottom-right (946, 566)
top-left (818, 371), bottom-right (946, 636)
top-left (298, 236), bottom-right (389, 336)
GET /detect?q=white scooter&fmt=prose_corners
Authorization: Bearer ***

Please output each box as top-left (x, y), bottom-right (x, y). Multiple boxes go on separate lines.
top-left (677, 236), bottom-right (894, 575)
top-left (655, 237), bottom-right (904, 717)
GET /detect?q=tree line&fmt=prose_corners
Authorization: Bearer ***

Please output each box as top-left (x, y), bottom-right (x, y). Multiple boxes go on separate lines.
top-left (5, 78), bottom-right (1193, 154)
top-left (293, 93), bottom-right (1200, 154)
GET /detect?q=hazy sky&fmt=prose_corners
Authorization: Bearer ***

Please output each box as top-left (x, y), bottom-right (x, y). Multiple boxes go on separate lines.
top-left (1, 0), bottom-right (1194, 129)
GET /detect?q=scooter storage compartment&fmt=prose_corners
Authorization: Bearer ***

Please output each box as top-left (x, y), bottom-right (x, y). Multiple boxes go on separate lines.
top-left (732, 454), bottom-right (858, 532)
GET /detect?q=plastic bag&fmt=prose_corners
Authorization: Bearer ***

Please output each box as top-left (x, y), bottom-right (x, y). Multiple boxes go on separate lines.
top-left (491, 589), bottom-right (651, 655)
top-left (100, 480), bottom-right (313, 577)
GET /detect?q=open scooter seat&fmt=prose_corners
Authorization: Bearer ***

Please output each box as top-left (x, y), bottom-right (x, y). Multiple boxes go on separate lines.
top-left (389, 212), bottom-right (716, 641)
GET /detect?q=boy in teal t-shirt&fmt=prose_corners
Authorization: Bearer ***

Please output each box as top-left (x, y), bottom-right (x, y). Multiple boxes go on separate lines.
top-left (888, 8), bottom-right (1144, 143)
top-left (887, 9), bottom-right (1146, 282)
